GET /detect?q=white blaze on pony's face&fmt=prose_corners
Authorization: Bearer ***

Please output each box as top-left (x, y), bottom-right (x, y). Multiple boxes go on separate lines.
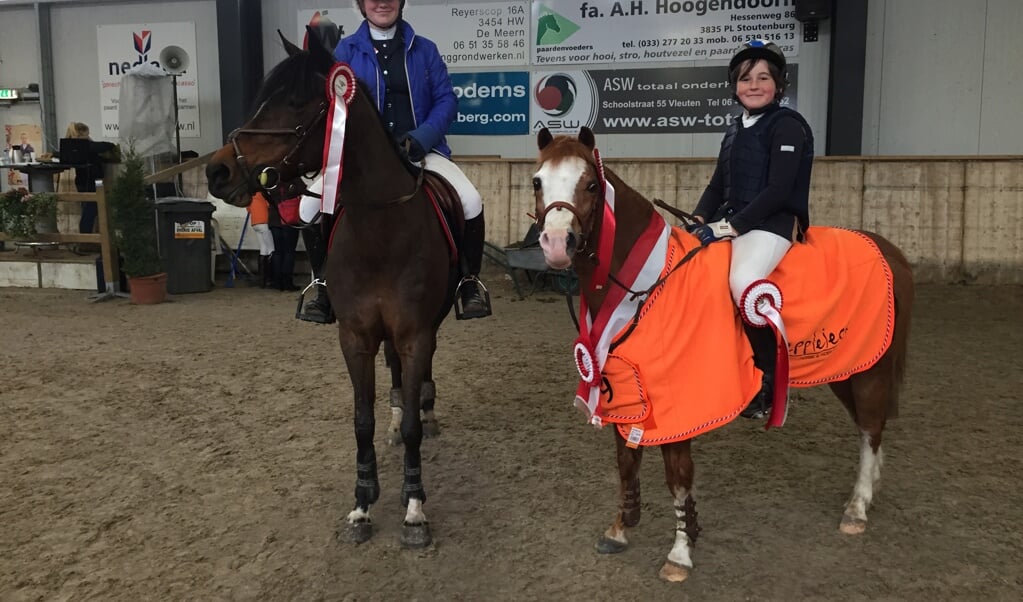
top-left (534, 155), bottom-right (589, 270)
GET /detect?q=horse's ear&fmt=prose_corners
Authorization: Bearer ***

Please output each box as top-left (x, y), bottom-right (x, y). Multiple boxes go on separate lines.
top-left (278, 30), bottom-right (302, 57)
top-left (537, 128), bottom-right (554, 150)
top-left (305, 25), bottom-right (336, 66)
top-left (578, 127), bottom-right (596, 150)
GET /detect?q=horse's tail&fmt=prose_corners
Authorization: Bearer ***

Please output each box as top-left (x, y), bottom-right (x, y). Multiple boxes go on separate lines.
top-left (876, 234), bottom-right (915, 419)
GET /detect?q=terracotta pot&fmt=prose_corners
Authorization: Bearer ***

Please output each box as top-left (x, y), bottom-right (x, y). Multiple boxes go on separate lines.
top-left (128, 272), bottom-right (168, 305)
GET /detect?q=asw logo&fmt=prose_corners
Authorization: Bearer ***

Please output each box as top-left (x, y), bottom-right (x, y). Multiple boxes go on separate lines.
top-left (530, 71), bottom-right (597, 133)
top-left (535, 5), bottom-right (580, 46)
top-left (108, 30), bottom-right (160, 75)
top-left (534, 74), bottom-right (577, 117)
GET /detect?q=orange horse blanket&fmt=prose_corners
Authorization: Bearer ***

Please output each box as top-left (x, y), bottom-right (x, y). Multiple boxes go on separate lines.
top-left (598, 226), bottom-right (894, 446)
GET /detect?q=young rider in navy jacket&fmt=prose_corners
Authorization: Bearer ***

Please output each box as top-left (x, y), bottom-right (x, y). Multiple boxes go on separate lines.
top-left (691, 40), bottom-right (815, 419)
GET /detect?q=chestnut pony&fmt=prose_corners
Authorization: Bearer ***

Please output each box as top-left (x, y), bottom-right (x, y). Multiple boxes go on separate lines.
top-left (205, 35), bottom-right (463, 548)
top-left (532, 127), bottom-right (914, 582)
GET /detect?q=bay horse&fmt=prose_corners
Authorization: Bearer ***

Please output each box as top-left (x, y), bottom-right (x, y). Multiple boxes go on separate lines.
top-left (532, 127), bottom-right (914, 582)
top-left (205, 34), bottom-right (463, 548)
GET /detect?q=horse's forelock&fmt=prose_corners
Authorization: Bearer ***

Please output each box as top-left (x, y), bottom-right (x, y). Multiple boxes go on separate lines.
top-left (537, 135), bottom-right (596, 171)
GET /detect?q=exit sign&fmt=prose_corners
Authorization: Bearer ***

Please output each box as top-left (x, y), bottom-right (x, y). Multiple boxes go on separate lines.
top-left (0, 88), bottom-right (18, 100)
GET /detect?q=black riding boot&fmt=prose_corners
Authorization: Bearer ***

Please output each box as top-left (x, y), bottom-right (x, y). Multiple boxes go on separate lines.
top-left (456, 214), bottom-right (492, 320)
top-left (741, 323), bottom-right (777, 419)
top-left (296, 217), bottom-right (335, 324)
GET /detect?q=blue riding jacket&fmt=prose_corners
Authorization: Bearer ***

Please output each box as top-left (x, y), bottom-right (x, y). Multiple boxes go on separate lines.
top-left (334, 20), bottom-right (458, 158)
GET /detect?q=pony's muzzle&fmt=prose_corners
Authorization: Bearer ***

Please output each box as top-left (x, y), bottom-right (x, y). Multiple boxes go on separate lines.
top-left (539, 228), bottom-right (577, 270)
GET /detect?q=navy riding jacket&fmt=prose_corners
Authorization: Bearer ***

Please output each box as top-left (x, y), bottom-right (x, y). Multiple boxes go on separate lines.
top-left (695, 104), bottom-right (814, 239)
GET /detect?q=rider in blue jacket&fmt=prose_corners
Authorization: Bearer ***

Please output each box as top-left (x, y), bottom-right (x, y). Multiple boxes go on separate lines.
top-left (298, 0), bottom-right (491, 322)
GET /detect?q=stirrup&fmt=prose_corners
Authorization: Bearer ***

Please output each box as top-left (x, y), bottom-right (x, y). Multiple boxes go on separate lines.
top-left (295, 278), bottom-right (336, 324)
top-left (454, 276), bottom-right (492, 320)
top-left (740, 381), bottom-right (773, 419)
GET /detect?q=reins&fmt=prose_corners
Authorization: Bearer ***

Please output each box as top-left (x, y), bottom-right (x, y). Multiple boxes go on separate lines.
top-left (565, 207), bottom-right (705, 354)
top-left (228, 63), bottom-right (426, 210)
top-left (227, 98), bottom-right (330, 201)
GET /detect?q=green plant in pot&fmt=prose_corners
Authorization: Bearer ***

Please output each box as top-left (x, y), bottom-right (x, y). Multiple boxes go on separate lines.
top-left (107, 147), bottom-right (166, 304)
top-left (0, 188), bottom-right (59, 239)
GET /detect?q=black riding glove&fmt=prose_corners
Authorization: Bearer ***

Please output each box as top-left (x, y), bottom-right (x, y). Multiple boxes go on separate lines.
top-left (399, 133), bottom-right (427, 163)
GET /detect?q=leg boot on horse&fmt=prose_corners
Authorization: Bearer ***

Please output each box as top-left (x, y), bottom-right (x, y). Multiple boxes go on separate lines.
top-left (297, 215), bottom-right (336, 324)
top-left (741, 322), bottom-right (776, 419)
top-left (455, 214), bottom-right (492, 320)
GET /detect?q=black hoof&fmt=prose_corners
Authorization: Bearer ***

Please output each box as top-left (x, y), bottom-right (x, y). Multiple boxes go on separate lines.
top-left (400, 522), bottom-right (432, 549)
top-left (344, 519), bottom-right (373, 544)
top-left (596, 536), bottom-right (628, 554)
top-left (422, 417), bottom-right (441, 439)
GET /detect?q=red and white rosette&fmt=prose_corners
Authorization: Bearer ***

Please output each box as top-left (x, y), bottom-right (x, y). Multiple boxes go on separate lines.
top-left (739, 279), bottom-right (790, 429)
top-left (573, 335), bottom-right (599, 387)
top-left (320, 63), bottom-right (357, 215)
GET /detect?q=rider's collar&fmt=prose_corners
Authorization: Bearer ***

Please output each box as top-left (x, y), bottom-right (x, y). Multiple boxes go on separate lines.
top-left (742, 102), bottom-right (779, 127)
top-left (369, 24), bottom-right (397, 40)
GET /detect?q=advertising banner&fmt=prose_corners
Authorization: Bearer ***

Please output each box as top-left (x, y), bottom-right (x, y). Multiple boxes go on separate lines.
top-left (97, 23), bottom-right (199, 139)
top-left (299, 3), bottom-right (531, 68)
top-left (450, 72), bottom-right (530, 135)
top-left (531, 0), bottom-right (801, 65)
top-left (530, 64), bottom-right (797, 134)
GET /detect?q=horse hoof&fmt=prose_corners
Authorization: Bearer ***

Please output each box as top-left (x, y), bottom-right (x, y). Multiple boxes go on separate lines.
top-left (388, 431), bottom-right (403, 446)
top-left (596, 536), bottom-right (628, 554)
top-left (400, 522), bottom-right (432, 549)
top-left (344, 520), bottom-right (374, 544)
top-left (658, 560), bottom-right (691, 583)
top-left (422, 418), bottom-right (441, 439)
top-left (839, 515), bottom-right (867, 535)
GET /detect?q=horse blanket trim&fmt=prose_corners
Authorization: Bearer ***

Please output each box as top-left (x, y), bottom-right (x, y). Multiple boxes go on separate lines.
top-left (596, 226), bottom-right (895, 446)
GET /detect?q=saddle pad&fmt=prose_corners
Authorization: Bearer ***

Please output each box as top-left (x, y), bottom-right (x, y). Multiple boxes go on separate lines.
top-left (599, 229), bottom-right (760, 446)
top-left (774, 227), bottom-right (895, 386)
top-left (598, 226), bottom-right (893, 446)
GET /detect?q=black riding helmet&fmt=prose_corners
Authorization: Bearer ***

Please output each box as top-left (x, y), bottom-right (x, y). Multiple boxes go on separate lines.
top-left (728, 39), bottom-right (788, 100)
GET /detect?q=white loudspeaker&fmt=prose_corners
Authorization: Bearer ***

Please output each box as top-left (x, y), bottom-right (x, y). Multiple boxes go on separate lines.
top-left (159, 45), bottom-right (190, 75)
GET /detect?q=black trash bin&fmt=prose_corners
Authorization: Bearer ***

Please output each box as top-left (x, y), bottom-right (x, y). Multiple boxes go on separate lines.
top-left (155, 197), bottom-right (215, 294)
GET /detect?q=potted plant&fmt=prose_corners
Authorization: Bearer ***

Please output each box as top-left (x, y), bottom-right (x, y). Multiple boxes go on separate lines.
top-left (107, 147), bottom-right (166, 304)
top-left (0, 188), bottom-right (59, 240)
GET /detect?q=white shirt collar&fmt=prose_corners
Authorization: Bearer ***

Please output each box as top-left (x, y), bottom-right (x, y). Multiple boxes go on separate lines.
top-left (369, 24), bottom-right (397, 40)
top-left (742, 111), bottom-right (764, 128)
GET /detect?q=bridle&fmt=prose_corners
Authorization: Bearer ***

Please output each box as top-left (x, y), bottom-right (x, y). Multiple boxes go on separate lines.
top-left (226, 97), bottom-right (330, 204)
top-left (534, 159), bottom-right (603, 258)
top-left (225, 81), bottom-right (427, 208)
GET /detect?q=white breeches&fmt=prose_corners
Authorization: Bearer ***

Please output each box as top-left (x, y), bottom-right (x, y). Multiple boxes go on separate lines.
top-left (250, 222), bottom-right (275, 256)
top-left (297, 154), bottom-right (483, 222)
top-left (299, 176), bottom-right (324, 225)
top-left (423, 152), bottom-right (483, 220)
top-left (728, 229), bottom-right (791, 306)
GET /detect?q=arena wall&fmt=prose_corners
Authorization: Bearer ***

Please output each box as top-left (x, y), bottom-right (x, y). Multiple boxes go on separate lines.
top-left (463, 156), bottom-right (1023, 284)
